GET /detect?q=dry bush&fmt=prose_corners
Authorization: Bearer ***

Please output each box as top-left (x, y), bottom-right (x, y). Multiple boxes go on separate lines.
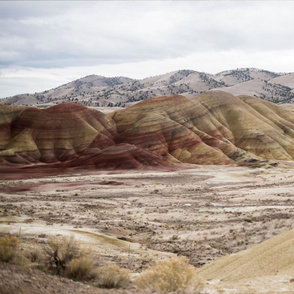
top-left (27, 245), bottom-right (43, 263)
top-left (0, 235), bottom-right (20, 263)
top-left (65, 256), bottom-right (95, 281)
top-left (45, 235), bottom-right (96, 281)
top-left (136, 256), bottom-right (203, 293)
top-left (96, 264), bottom-right (130, 289)
top-left (45, 235), bottom-right (80, 274)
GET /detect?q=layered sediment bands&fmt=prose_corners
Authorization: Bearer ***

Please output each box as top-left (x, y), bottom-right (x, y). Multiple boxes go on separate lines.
top-left (198, 92), bottom-right (294, 160)
top-left (1, 91), bottom-right (294, 171)
top-left (110, 91), bottom-right (294, 164)
top-left (61, 143), bottom-right (174, 170)
top-left (0, 103), bottom-right (117, 163)
top-left (110, 95), bottom-right (234, 165)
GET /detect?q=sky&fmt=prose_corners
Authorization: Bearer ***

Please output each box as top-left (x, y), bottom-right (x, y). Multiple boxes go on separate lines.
top-left (1, 1), bottom-right (294, 98)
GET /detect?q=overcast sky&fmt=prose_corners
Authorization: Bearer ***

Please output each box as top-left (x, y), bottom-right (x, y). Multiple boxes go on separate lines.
top-left (1, 1), bottom-right (294, 98)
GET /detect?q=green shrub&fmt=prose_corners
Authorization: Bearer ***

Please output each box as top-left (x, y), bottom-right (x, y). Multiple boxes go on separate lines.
top-left (136, 256), bottom-right (203, 293)
top-left (97, 264), bottom-right (130, 289)
top-left (0, 235), bottom-right (19, 263)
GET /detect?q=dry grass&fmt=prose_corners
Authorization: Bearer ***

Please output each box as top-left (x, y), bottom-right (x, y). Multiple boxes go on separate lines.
top-left (65, 256), bottom-right (95, 281)
top-left (45, 235), bottom-right (80, 274)
top-left (136, 256), bottom-right (203, 293)
top-left (44, 235), bottom-right (96, 281)
top-left (96, 264), bottom-right (130, 289)
top-left (0, 235), bottom-right (20, 263)
top-left (27, 245), bottom-right (43, 263)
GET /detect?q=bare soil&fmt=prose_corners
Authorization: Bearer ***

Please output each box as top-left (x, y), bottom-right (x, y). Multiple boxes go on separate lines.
top-left (1, 165), bottom-right (294, 293)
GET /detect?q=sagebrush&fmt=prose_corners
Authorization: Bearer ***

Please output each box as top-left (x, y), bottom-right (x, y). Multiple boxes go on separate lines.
top-left (136, 256), bottom-right (203, 293)
top-left (0, 235), bottom-right (20, 263)
top-left (96, 264), bottom-right (130, 289)
top-left (45, 235), bottom-right (96, 281)
top-left (27, 245), bottom-right (43, 263)
top-left (45, 235), bottom-right (80, 273)
top-left (65, 256), bottom-right (95, 280)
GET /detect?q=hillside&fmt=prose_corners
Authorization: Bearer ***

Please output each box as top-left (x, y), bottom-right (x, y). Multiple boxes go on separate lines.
top-left (110, 91), bottom-right (294, 165)
top-left (197, 229), bottom-right (294, 281)
top-left (1, 91), bottom-right (294, 174)
top-left (1, 68), bottom-right (294, 108)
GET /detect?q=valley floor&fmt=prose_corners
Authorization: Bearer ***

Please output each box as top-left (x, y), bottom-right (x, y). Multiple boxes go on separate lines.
top-left (1, 165), bottom-right (294, 293)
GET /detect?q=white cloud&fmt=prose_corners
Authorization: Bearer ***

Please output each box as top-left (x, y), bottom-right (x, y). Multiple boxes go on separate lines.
top-left (1, 1), bottom-right (294, 97)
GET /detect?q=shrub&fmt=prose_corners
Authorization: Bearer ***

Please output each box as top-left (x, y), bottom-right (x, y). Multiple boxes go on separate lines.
top-left (97, 264), bottom-right (130, 289)
top-left (0, 235), bottom-right (19, 263)
top-left (45, 235), bottom-right (80, 274)
top-left (27, 245), bottom-right (43, 263)
top-left (136, 256), bottom-right (203, 293)
top-left (65, 256), bottom-right (95, 281)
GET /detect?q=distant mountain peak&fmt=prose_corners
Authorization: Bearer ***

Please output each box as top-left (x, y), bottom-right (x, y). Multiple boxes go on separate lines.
top-left (1, 68), bottom-right (294, 108)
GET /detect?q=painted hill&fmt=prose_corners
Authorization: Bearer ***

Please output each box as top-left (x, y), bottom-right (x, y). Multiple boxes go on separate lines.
top-left (0, 103), bottom-right (116, 164)
top-left (1, 68), bottom-right (294, 108)
top-left (1, 91), bottom-right (294, 174)
top-left (110, 91), bottom-right (294, 165)
top-left (0, 102), bottom-right (173, 172)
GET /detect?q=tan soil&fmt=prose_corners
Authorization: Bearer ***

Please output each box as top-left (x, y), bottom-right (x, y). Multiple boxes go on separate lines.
top-left (1, 165), bottom-right (294, 293)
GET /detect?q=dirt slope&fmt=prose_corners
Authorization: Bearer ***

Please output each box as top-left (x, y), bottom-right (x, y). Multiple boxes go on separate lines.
top-left (196, 229), bottom-right (294, 281)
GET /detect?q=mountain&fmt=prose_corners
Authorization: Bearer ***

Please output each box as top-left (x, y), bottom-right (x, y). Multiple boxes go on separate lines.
top-left (1, 91), bottom-right (294, 175)
top-left (1, 68), bottom-right (294, 108)
top-left (0, 75), bottom-right (136, 108)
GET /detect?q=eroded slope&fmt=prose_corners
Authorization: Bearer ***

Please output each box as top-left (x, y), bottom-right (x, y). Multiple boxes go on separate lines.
top-left (110, 91), bottom-right (294, 165)
top-left (1, 91), bottom-right (294, 173)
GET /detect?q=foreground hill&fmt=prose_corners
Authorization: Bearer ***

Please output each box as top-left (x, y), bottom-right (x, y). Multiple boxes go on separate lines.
top-left (1, 68), bottom-right (294, 108)
top-left (196, 229), bottom-right (294, 291)
top-left (1, 91), bottom-right (294, 174)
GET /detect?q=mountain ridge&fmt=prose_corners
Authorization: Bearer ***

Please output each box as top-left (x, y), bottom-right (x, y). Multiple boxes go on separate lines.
top-left (1, 68), bottom-right (294, 108)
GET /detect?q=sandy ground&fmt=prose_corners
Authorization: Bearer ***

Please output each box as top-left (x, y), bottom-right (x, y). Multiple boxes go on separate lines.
top-left (1, 165), bottom-right (294, 293)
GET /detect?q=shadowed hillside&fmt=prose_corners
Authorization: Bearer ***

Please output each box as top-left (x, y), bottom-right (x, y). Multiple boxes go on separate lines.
top-left (1, 91), bottom-right (294, 174)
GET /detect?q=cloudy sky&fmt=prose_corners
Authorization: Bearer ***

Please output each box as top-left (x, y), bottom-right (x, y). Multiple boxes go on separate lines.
top-left (1, 1), bottom-right (294, 98)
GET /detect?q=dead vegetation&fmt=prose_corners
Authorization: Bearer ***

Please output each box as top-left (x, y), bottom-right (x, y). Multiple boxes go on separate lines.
top-left (0, 235), bottom-right (20, 263)
top-left (136, 256), bottom-right (203, 293)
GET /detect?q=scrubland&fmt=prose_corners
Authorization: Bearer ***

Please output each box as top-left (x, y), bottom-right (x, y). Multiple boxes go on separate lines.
top-left (1, 165), bottom-right (294, 293)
